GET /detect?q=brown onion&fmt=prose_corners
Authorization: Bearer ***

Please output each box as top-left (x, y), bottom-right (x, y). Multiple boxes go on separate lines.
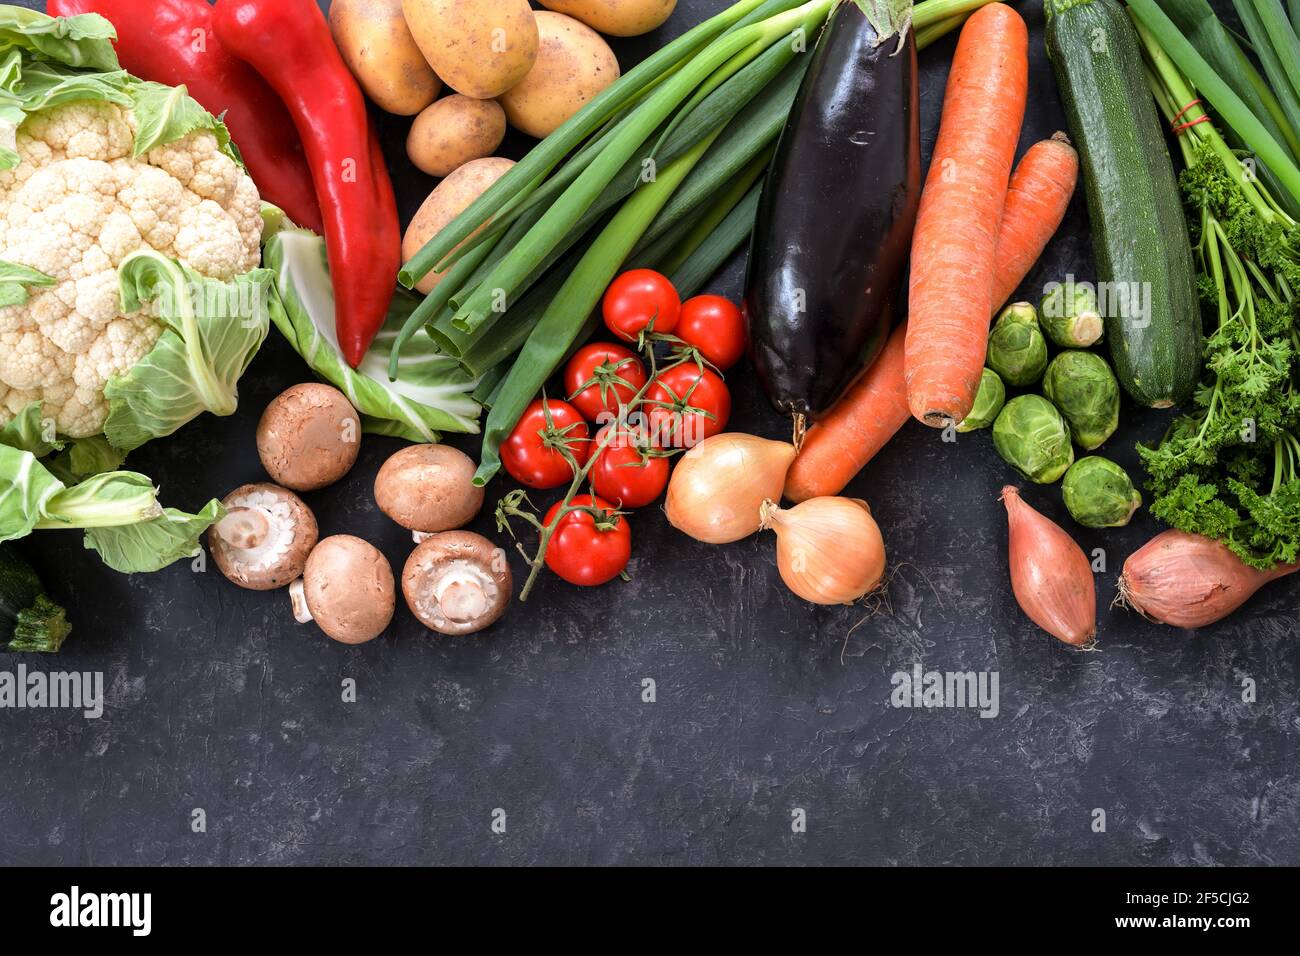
top-left (1117, 529), bottom-right (1298, 629)
top-left (1002, 485), bottom-right (1096, 646)
top-left (665, 433), bottom-right (795, 544)
top-left (759, 496), bottom-right (886, 605)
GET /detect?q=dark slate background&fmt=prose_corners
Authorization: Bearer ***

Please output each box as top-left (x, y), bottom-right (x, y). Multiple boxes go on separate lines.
top-left (2, 0), bottom-right (1297, 866)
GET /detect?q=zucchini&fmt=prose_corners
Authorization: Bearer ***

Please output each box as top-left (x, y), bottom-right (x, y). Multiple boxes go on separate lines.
top-left (1045, 0), bottom-right (1201, 407)
top-left (1, 542), bottom-right (71, 653)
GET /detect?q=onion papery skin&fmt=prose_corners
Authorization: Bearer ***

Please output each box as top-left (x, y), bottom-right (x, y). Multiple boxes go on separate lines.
top-left (1118, 529), bottom-right (1299, 629)
top-left (762, 496), bottom-right (886, 605)
top-left (665, 433), bottom-right (795, 544)
top-left (1002, 485), bottom-right (1096, 646)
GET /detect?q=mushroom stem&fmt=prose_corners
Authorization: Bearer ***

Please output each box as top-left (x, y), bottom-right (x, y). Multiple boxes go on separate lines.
top-left (440, 577), bottom-right (490, 623)
top-left (216, 507), bottom-right (271, 550)
top-left (288, 578), bottom-right (313, 624)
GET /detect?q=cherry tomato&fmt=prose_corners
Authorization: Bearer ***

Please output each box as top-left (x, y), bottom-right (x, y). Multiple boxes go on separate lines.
top-left (563, 343), bottom-right (647, 422)
top-left (602, 269), bottom-right (680, 342)
top-left (590, 427), bottom-right (670, 509)
top-left (501, 398), bottom-right (590, 489)
top-left (646, 364), bottom-right (731, 448)
top-left (543, 494), bottom-right (631, 586)
top-left (675, 295), bottom-right (746, 370)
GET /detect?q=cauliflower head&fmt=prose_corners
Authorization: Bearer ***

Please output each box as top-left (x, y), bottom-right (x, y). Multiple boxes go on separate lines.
top-left (0, 99), bottom-right (262, 438)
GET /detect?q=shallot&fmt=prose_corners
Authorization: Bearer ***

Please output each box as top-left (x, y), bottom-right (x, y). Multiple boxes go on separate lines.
top-left (758, 497), bottom-right (886, 605)
top-left (1002, 485), bottom-right (1095, 646)
top-left (1117, 529), bottom-right (1299, 629)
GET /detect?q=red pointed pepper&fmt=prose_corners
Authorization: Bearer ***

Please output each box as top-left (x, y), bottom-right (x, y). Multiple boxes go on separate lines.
top-left (47, 0), bottom-right (324, 235)
top-left (213, 0), bottom-right (401, 367)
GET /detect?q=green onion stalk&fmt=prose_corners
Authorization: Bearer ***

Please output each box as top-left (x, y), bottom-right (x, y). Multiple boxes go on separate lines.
top-left (668, 182), bottom-right (765, 293)
top-left (1232, 0), bottom-right (1300, 144)
top-left (1134, 17), bottom-right (1300, 568)
top-left (1128, 0), bottom-right (1300, 208)
top-left (1148, 0), bottom-right (1300, 214)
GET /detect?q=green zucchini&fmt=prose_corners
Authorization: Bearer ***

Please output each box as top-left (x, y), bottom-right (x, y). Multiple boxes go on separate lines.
top-left (1, 542), bottom-right (71, 653)
top-left (1045, 0), bottom-right (1201, 407)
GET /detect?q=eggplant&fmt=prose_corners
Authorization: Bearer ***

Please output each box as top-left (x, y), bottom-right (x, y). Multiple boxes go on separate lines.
top-left (742, 0), bottom-right (920, 420)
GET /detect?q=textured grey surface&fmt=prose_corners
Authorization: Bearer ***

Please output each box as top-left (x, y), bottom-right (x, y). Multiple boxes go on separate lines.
top-left (2, 0), bottom-right (1298, 866)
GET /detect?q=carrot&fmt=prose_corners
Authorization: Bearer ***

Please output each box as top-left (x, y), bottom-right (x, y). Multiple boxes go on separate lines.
top-left (990, 132), bottom-right (1078, 311)
top-left (904, 3), bottom-right (1028, 429)
top-left (785, 136), bottom-right (1076, 503)
top-left (785, 323), bottom-right (909, 503)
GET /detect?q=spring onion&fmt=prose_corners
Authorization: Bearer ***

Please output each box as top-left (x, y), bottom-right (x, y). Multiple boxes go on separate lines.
top-left (1129, 0), bottom-right (1300, 205)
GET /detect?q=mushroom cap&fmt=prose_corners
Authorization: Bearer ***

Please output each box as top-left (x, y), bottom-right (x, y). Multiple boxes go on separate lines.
top-left (374, 444), bottom-right (484, 533)
top-left (208, 483), bottom-right (318, 590)
top-left (303, 534), bottom-right (396, 644)
top-left (257, 383), bottom-right (361, 491)
top-left (402, 531), bottom-right (512, 636)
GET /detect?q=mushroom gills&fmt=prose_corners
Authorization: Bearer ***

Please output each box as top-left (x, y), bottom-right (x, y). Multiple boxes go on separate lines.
top-left (215, 491), bottom-right (302, 573)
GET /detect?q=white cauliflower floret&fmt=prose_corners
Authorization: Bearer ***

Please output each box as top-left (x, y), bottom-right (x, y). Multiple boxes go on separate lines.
top-left (0, 382), bottom-right (42, 421)
top-left (75, 313), bottom-right (162, 394)
top-left (20, 100), bottom-right (134, 163)
top-left (0, 326), bottom-right (75, 390)
top-left (148, 131), bottom-right (241, 205)
top-left (174, 198), bottom-right (258, 279)
top-left (0, 101), bottom-right (262, 438)
top-left (97, 212), bottom-right (144, 267)
top-left (0, 135), bottom-right (54, 193)
top-left (115, 162), bottom-right (190, 250)
top-left (231, 176), bottom-right (265, 270)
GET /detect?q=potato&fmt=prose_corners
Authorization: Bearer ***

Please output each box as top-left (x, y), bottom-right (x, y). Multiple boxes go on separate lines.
top-left (499, 12), bottom-right (620, 139)
top-left (329, 0), bottom-right (440, 115)
top-left (402, 0), bottom-right (538, 99)
top-left (538, 0), bottom-right (677, 37)
top-left (407, 95), bottom-right (507, 178)
top-left (402, 157), bottom-right (516, 294)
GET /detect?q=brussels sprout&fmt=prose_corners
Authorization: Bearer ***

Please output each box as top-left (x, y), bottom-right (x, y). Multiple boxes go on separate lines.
top-left (956, 368), bottom-right (1006, 432)
top-left (986, 302), bottom-right (1048, 386)
top-left (1040, 282), bottom-right (1104, 348)
top-left (1042, 350), bottom-right (1120, 450)
top-left (1062, 456), bottom-right (1142, 527)
top-left (992, 395), bottom-right (1074, 483)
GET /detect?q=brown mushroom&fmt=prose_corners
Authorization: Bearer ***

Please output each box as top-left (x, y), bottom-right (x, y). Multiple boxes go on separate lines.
top-left (402, 531), bottom-right (512, 635)
top-left (291, 535), bottom-right (395, 644)
top-left (374, 444), bottom-right (483, 538)
top-left (257, 383), bottom-right (361, 491)
top-left (208, 483), bottom-right (318, 590)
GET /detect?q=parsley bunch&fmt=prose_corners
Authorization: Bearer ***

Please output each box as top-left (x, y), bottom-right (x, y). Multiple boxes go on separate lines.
top-left (1135, 140), bottom-right (1300, 568)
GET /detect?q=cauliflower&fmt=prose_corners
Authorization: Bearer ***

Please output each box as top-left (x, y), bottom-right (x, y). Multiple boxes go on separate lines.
top-left (0, 99), bottom-right (263, 437)
top-left (0, 5), bottom-right (275, 576)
